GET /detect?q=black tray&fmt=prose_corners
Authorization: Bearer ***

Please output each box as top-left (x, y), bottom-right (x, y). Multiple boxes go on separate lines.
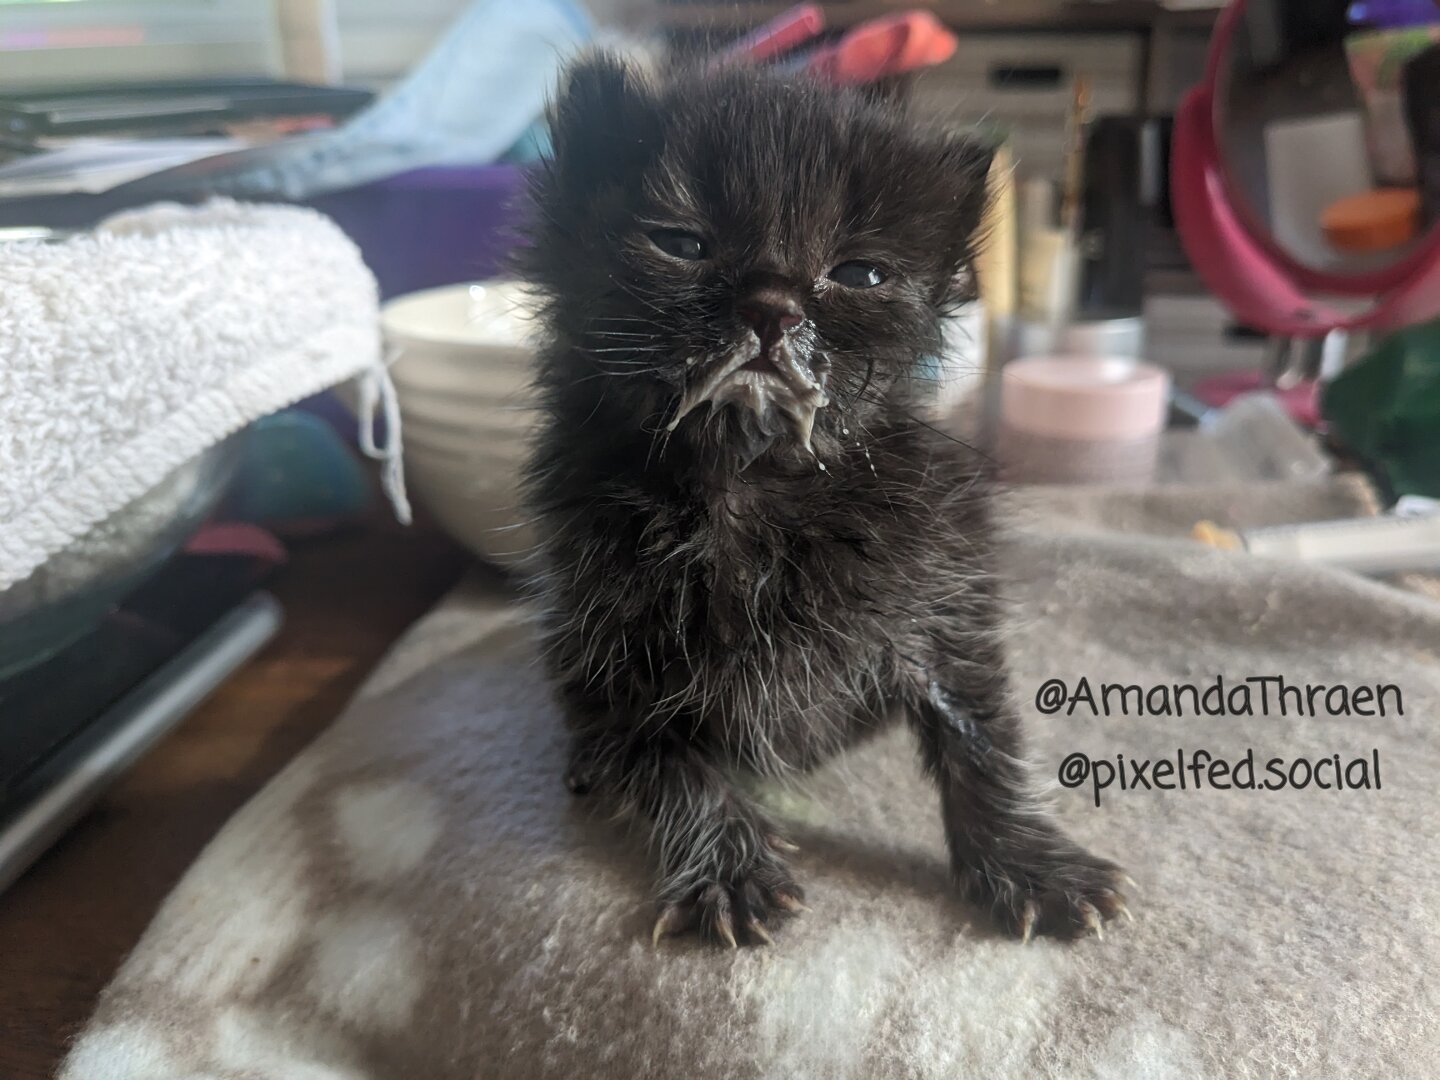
top-left (0, 78), bottom-right (372, 140)
top-left (0, 548), bottom-right (279, 807)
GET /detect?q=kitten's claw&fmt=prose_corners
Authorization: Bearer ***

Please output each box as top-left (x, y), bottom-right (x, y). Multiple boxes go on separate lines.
top-left (773, 891), bottom-right (809, 914)
top-left (652, 903), bottom-right (693, 947)
top-left (958, 833), bottom-right (1134, 943)
top-left (767, 833), bottom-right (800, 854)
top-left (1077, 900), bottom-right (1103, 940)
top-left (655, 848), bottom-right (805, 948)
top-left (1018, 900), bottom-right (1039, 945)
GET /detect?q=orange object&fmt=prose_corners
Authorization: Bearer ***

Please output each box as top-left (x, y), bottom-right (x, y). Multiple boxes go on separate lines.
top-left (806, 10), bottom-right (957, 86)
top-left (1321, 188), bottom-right (1422, 253)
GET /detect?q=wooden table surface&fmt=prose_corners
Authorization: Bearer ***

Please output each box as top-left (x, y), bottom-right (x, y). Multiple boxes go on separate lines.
top-left (0, 518), bottom-right (468, 1079)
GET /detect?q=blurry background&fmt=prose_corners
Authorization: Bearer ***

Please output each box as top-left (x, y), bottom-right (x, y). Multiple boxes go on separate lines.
top-left (0, 0), bottom-right (1246, 384)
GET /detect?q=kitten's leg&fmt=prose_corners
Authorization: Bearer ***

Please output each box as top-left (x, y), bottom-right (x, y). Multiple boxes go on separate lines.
top-left (908, 663), bottom-right (1132, 942)
top-left (569, 724), bottom-right (805, 947)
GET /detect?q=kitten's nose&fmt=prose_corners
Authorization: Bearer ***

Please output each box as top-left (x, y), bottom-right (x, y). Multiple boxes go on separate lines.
top-left (737, 288), bottom-right (804, 341)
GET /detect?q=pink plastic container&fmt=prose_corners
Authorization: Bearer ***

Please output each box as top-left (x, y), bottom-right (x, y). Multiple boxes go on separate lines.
top-left (999, 356), bottom-right (1171, 485)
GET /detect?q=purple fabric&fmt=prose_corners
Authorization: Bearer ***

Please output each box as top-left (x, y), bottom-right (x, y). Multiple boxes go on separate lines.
top-left (306, 164), bottom-right (528, 299)
top-left (1348, 0), bottom-right (1440, 29)
top-left (298, 164), bottom-right (530, 448)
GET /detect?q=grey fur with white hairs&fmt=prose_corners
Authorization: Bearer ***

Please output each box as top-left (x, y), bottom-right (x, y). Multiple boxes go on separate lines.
top-left (518, 54), bottom-right (1130, 946)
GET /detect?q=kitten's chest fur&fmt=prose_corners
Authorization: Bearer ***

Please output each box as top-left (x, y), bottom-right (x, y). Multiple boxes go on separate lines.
top-left (692, 473), bottom-right (898, 642)
top-left (539, 429), bottom-right (996, 773)
top-left (652, 471), bottom-right (900, 767)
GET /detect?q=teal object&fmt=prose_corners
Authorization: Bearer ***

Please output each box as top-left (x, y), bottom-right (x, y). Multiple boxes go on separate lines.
top-left (501, 120), bottom-right (552, 164)
top-left (225, 411), bottom-right (373, 530)
top-left (915, 354), bottom-right (943, 382)
top-left (1323, 318), bottom-right (1440, 498)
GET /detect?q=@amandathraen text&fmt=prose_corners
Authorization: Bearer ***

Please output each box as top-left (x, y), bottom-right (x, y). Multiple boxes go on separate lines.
top-left (1033, 675), bottom-right (1403, 719)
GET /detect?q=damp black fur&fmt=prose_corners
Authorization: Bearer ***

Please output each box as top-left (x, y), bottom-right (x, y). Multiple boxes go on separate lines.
top-left (520, 54), bottom-right (1131, 947)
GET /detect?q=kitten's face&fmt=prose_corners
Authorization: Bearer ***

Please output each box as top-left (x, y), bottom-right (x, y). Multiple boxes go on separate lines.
top-left (526, 55), bottom-right (991, 466)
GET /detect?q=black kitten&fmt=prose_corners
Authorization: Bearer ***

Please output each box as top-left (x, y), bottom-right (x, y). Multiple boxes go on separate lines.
top-left (520, 54), bottom-right (1131, 947)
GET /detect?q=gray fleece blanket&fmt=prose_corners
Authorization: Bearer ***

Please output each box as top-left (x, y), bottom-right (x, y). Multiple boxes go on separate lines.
top-left (62, 480), bottom-right (1440, 1079)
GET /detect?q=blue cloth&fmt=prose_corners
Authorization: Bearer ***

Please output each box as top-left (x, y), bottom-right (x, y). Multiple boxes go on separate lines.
top-left (203, 0), bottom-right (590, 199)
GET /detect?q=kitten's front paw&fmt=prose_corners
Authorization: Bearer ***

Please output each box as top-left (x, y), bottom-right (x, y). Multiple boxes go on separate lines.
top-left (653, 835), bottom-right (806, 949)
top-left (959, 835), bottom-right (1133, 943)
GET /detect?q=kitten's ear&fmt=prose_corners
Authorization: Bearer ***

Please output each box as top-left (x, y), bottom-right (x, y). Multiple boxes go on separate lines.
top-left (937, 133), bottom-right (997, 240)
top-left (933, 134), bottom-right (997, 305)
top-left (547, 52), bottom-right (662, 190)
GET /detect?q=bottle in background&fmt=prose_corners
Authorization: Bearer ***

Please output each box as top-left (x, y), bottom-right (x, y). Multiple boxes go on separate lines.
top-left (1404, 44), bottom-right (1440, 222)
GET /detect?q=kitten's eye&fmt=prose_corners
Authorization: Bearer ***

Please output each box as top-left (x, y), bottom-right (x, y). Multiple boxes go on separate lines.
top-left (649, 230), bottom-right (708, 261)
top-left (828, 261), bottom-right (887, 289)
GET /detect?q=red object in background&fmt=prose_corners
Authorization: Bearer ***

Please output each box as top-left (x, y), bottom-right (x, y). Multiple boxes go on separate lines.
top-left (184, 524), bottom-right (288, 566)
top-left (716, 4), bottom-right (826, 67)
top-left (807, 11), bottom-right (958, 85)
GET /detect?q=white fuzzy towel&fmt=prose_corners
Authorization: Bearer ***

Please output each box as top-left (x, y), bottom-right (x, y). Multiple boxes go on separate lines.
top-left (0, 200), bottom-right (390, 591)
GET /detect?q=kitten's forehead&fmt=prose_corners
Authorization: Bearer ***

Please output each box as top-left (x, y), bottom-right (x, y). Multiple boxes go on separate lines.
top-left (647, 73), bottom-right (925, 251)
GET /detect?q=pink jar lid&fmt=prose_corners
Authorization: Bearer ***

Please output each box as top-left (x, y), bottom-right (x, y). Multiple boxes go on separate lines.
top-left (1001, 356), bottom-right (1171, 441)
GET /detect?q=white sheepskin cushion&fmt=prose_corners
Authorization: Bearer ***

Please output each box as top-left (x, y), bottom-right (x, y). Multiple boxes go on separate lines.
top-left (57, 481), bottom-right (1440, 1080)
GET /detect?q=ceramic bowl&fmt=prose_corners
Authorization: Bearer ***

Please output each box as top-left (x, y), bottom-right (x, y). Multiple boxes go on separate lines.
top-left (382, 281), bottom-right (540, 565)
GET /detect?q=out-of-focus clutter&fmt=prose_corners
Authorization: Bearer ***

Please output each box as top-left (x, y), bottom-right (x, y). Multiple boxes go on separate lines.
top-left (1158, 0), bottom-right (1440, 576)
top-left (1324, 316), bottom-right (1440, 499)
top-left (967, 0), bottom-right (1440, 503)
top-left (1345, 1), bottom-right (1440, 189)
top-left (0, 0), bottom-right (602, 810)
top-left (223, 411), bottom-right (376, 535)
top-left (996, 373), bottom-right (1341, 490)
top-left (0, 197), bottom-right (385, 658)
top-left (1165, 394), bottom-right (1331, 483)
top-left (0, 0), bottom-right (591, 298)
top-left (2, 0), bottom-right (1434, 558)
top-left (0, 441), bottom-right (244, 681)
top-left (1194, 495), bottom-right (1440, 575)
top-left (0, 81), bottom-right (373, 199)
top-left (0, 199), bottom-right (383, 887)
top-left (132, 0), bottom-right (590, 201)
top-left (1172, 0), bottom-right (1440, 337)
top-left (717, 5), bottom-right (959, 85)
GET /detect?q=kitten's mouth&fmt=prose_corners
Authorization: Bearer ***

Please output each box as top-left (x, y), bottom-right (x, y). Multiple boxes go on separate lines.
top-left (666, 341), bottom-right (830, 451)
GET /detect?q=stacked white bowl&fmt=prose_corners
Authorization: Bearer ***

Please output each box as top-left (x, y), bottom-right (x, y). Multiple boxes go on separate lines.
top-left (381, 281), bottom-right (540, 566)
